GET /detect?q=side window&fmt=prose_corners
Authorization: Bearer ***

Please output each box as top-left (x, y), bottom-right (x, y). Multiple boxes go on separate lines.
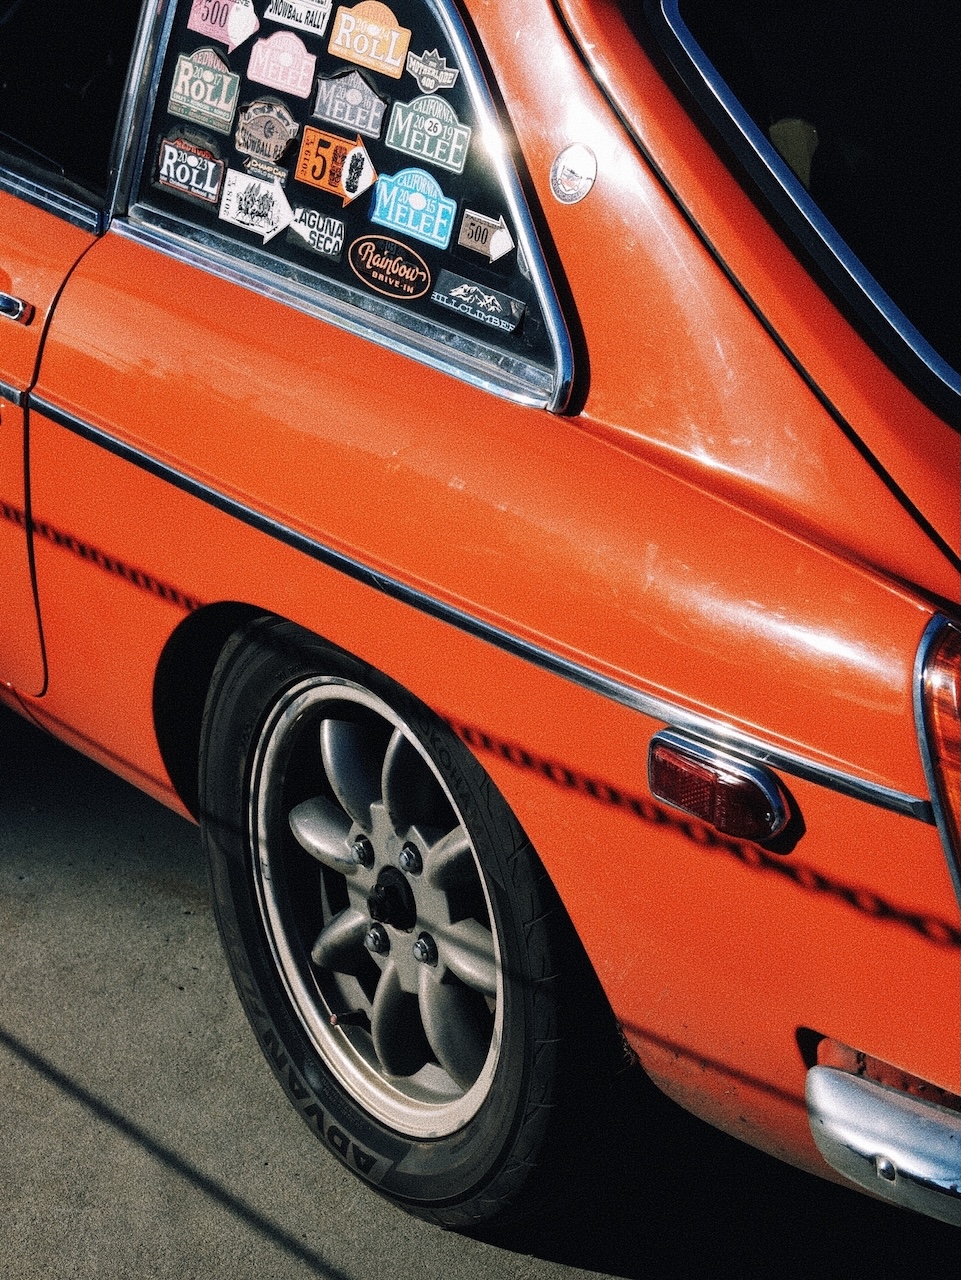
top-left (129, 1), bottom-right (571, 408)
top-left (647, 0), bottom-right (960, 409)
top-left (0, 0), bottom-right (143, 205)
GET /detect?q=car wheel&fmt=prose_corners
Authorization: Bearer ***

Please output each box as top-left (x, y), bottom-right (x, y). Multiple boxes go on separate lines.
top-left (199, 616), bottom-right (609, 1226)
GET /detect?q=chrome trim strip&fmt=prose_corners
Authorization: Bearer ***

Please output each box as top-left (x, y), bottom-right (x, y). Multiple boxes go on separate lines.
top-left (428, 0), bottom-right (575, 412)
top-left (105, 0), bottom-right (170, 222)
top-left (116, 215), bottom-right (555, 407)
top-left (30, 397), bottom-right (934, 825)
top-left (0, 380), bottom-right (24, 406)
top-left (914, 615), bottom-right (961, 903)
top-left (652, 0), bottom-right (960, 405)
top-left (806, 1066), bottom-right (961, 1227)
top-left (0, 165), bottom-right (100, 233)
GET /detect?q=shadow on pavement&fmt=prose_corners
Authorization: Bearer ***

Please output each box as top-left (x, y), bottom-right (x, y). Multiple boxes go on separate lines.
top-left (1, 702), bottom-right (956, 1279)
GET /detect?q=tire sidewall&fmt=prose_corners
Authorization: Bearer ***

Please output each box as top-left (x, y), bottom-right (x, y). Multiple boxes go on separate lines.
top-left (200, 618), bottom-right (559, 1217)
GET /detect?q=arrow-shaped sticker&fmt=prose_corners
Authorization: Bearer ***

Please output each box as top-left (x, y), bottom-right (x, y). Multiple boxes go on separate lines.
top-left (296, 128), bottom-right (377, 205)
top-left (219, 171), bottom-right (293, 243)
top-left (457, 210), bottom-right (515, 262)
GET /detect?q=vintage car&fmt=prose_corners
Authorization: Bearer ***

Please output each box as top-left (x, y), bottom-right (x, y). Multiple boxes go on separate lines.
top-left (0, 0), bottom-right (958, 1229)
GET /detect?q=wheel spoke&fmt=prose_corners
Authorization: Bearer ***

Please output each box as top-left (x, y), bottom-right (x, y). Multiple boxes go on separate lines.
top-left (382, 727), bottom-right (452, 830)
top-left (425, 826), bottom-right (474, 889)
top-left (441, 919), bottom-right (497, 998)
top-left (310, 906), bottom-right (370, 973)
top-left (320, 717), bottom-right (387, 829)
top-left (418, 969), bottom-right (491, 1089)
top-left (288, 795), bottom-right (355, 870)
top-left (371, 959), bottom-right (428, 1077)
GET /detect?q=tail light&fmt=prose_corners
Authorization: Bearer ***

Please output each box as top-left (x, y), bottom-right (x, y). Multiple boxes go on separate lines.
top-left (916, 617), bottom-right (961, 879)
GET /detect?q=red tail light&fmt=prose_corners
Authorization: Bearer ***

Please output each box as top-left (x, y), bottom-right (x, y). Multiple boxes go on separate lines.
top-left (917, 618), bottom-right (961, 868)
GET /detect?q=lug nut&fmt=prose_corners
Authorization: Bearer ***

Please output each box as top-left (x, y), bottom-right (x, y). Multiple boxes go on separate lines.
top-left (364, 924), bottom-right (390, 955)
top-left (352, 836), bottom-right (375, 868)
top-left (399, 844), bottom-right (423, 875)
top-left (412, 932), bottom-right (438, 966)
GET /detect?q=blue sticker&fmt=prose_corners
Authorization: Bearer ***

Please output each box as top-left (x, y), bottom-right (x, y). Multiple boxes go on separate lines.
top-left (369, 168), bottom-right (455, 250)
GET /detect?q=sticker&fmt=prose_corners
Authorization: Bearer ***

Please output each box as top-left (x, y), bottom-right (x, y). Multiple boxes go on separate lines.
top-left (312, 70), bottom-right (386, 138)
top-left (328, 3), bottom-right (411, 81)
top-left (457, 210), bottom-right (514, 262)
top-left (405, 48), bottom-right (458, 94)
top-left (370, 168), bottom-right (455, 250)
top-left (156, 135), bottom-right (225, 204)
top-left (348, 235), bottom-right (430, 299)
top-left (549, 143), bottom-right (596, 204)
top-left (188, 0), bottom-right (260, 53)
top-left (386, 95), bottom-right (471, 175)
top-left (168, 48), bottom-right (241, 135)
top-left (247, 31), bottom-right (316, 98)
top-left (288, 206), bottom-right (346, 259)
top-left (219, 169), bottom-right (294, 241)
top-left (295, 126), bottom-right (377, 204)
top-left (431, 268), bottom-right (525, 333)
top-left (264, 0), bottom-right (333, 36)
top-left (235, 99), bottom-right (299, 163)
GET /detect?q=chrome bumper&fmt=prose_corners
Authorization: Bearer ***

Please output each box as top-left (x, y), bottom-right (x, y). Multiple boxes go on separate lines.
top-left (806, 1065), bottom-right (960, 1225)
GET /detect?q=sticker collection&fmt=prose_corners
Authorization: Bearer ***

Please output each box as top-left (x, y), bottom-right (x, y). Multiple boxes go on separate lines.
top-left (153, 0), bottom-right (529, 341)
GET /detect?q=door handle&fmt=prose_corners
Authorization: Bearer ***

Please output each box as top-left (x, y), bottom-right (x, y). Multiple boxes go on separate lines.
top-left (0, 292), bottom-right (34, 324)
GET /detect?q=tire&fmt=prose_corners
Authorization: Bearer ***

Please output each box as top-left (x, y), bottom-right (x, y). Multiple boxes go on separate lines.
top-left (199, 616), bottom-right (610, 1227)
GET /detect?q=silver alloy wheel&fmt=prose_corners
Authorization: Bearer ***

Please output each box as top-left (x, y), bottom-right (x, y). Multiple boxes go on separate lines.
top-left (248, 677), bottom-right (504, 1139)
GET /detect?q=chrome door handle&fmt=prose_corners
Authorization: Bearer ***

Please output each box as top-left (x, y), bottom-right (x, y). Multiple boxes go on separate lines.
top-left (0, 292), bottom-right (34, 324)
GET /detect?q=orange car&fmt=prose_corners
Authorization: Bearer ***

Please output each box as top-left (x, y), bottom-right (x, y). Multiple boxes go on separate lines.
top-left (0, 0), bottom-right (958, 1228)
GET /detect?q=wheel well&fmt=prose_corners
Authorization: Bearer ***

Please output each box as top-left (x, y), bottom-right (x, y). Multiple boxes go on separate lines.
top-left (152, 602), bottom-right (265, 818)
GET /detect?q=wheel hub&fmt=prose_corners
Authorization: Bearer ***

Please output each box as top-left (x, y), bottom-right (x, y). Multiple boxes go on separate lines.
top-left (367, 865), bottom-right (417, 932)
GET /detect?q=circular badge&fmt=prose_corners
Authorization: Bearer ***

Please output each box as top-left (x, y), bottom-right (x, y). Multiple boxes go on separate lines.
top-left (549, 143), bottom-right (597, 204)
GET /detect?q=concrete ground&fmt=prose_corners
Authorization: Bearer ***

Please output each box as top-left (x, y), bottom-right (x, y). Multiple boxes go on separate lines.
top-left (0, 702), bottom-right (956, 1279)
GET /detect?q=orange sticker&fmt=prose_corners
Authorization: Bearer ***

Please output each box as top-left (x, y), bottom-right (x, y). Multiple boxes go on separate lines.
top-left (327, 2), bottom-right (411, 80)
top-left (295, 126), bottom-right (377, 204)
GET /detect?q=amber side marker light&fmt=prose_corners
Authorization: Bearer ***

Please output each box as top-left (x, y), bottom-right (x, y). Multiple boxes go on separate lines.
top-left (917, 618), bottom-right (961, 870)
top-left (648, 730), bottom-right (789, 843)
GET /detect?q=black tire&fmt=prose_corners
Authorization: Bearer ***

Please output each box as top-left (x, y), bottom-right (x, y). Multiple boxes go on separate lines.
top-left (199, 616), bottom-right (610, 1227)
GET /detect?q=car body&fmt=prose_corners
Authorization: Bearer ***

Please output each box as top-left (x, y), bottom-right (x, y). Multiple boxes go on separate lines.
top-left (0, 0), bottom-right (958, 1227)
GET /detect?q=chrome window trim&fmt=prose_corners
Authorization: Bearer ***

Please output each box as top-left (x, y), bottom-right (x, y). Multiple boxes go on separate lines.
top-left (0, 164), bottom-right (100, 233)
top-left (914, 614), bottom-right (961, 903)
top-left (116, 215), bottom-right (555, 406)
top-left (119, 0), bottom-right (574, 413)
top-left (648, 0), bottom-right (960, 411)
top-left (30, 395), bottom-right (934, 826)
top-left (105, 0), bottom-right (172, 224)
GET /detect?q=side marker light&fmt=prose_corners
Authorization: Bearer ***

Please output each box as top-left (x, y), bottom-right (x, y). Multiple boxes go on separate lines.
top-left (648, 731), bottom-right (789, 843)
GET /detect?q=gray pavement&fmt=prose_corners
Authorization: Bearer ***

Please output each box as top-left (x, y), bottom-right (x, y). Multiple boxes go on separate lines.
top-left (1, 703), bottom-right (956, 1279)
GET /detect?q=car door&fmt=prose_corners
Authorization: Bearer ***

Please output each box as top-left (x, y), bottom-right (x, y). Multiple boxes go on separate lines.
top-left (0, 0), bottom-right (145, 692)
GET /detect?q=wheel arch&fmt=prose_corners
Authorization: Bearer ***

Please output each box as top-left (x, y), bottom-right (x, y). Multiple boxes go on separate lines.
top-left (153, 601), bottom-right (267, 818)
